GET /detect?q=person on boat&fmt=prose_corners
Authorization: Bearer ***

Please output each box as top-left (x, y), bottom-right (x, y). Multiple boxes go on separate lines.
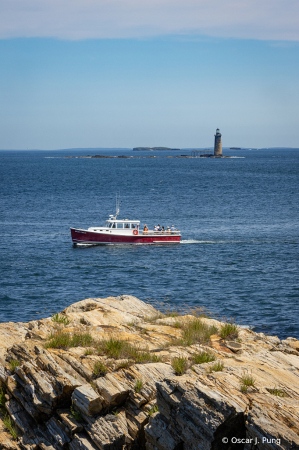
top-left (143, 224), bottom-right (148, 233)
top-left (171, 225), bottom-right (176, 232)
top-left (125, 224), bottom-right (129, 228)
top-left (162, 226), bottom-right (165, 233)
top-left (167, 226), bottom-right (171, 233)
top-left (157, 224), bottom-right (162, 231)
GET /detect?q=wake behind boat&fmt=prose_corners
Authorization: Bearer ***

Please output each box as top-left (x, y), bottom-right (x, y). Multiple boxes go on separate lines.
top-left (70, 200), bottom-right (181, 245)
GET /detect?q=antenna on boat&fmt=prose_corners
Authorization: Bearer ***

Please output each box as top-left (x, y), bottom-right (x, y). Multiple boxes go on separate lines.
top-left (113, 193), bottom-right (121, 219)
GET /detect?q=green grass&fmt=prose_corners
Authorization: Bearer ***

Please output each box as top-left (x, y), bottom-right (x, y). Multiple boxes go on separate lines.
top-left (134, 379), bottom-right (143, 393)
top-left (192, 351), bottom-right (215, 364)
top-left (151, 354), bottom-right (162, 362)
top-left (209, 362), bottom-right (224, 373)
top-left (51, 313), bottom-right (71, 326)
top-left (174, 319), bottom-right (218, 346)
top-left (174, 321), bottom-right (182, 328)
top-left (84, 349), bottom-right (93, 356)
top-left (240, 374), bottom-right (255, 387)
top-left (97, 338), bottom-right (158, 364)
top-left (93, 361), bottom-right (108, 377)
top-left (70, 406), bottom-right (82, 422)
top-left (115, 361), bottom-right (131, 370)
top-left (268, 388), bottom-right (287, 398)
top-left (171, 357), bottom-right (187, 375)
top-left (0, 386), bottom-right (6, 409)
top-left (45, 332), bottom-right (92, 349)
top-left (2, 414), bottom-right (18, 439)
top-left (9, 360), bottom-right (20, 373)
top-left (148, 405), bottom-right (159, 416)
top-left (240, 384), bottom-right (248, 393)
top-left (143, 312), bottom-right (165, 323)
top-left (220, 323), bottom-right (239, 340)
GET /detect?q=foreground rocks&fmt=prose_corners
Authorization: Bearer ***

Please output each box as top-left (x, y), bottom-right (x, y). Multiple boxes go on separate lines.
top-left (0, 295), bottom-right (298, 450)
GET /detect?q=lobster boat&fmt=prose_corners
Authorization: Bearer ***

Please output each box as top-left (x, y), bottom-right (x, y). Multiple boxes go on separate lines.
top-left (70, 202), bottom-right (181, 245)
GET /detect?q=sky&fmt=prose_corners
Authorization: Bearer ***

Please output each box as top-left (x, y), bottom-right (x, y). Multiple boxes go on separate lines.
top-left (0, 0), bottom-right (298, 149)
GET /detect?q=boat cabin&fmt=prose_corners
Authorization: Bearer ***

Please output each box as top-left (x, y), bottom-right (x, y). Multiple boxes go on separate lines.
top-left (106, 219), bottom-right (140, 229)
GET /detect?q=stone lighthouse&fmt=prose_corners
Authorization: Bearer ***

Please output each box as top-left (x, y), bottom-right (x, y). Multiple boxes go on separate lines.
top-left (214, 128), bottom-right (222, 156)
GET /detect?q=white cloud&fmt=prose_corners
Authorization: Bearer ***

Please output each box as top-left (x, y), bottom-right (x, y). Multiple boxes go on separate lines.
top-left (0, 0), bottom-right (298, 41)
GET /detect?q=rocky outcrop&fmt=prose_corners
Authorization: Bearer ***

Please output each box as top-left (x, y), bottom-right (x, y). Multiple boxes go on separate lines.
top-left (0, 295), bottom-right (298, 450)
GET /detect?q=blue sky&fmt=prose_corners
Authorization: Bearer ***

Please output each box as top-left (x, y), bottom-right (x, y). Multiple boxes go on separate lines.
top-left (0, 0), bottom-right (298, 149)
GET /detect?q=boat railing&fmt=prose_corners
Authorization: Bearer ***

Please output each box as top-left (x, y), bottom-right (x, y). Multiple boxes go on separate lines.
top-left (141, 230), bottom-right (180, 235)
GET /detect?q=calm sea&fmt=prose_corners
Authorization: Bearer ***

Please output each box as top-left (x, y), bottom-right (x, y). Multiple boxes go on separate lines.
top-left (0, 148), bottom-right (298, 339)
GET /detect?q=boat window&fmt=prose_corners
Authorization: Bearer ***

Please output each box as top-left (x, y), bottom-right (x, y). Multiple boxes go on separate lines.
top-left (132, 224), bottom-right (136, 229)
top-left (117, 223), bottom-right (123, 229)
top-left (112, 223), bottom-right (116, 228)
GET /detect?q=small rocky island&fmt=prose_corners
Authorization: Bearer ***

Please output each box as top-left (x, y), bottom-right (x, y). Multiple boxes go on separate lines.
top-left (132, 148), bottom-right (180, 151)
top-left (0, 295), bottom-right (298, 449)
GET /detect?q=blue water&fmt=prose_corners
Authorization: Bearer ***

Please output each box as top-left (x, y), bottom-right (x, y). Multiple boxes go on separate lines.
top-left (0, 149), bottom-right (298, 339)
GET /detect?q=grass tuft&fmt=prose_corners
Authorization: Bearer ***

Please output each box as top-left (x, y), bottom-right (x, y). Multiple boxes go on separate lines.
top-left (93, 361), bottom-right (108, 377)
top-left (268, 388), bottom-right (287, 398)
top-left (176, 319), bottom-right (218, 346)
top-left (240, 373), bottom-right (255, 387)
top-left (134, 379), bottom-right (143, 393)
top-left (171, 357), bottom-right (187, 375)
top-left (192, 351), bottom-right (215, 365)
top-left (45, 332), bottom-right (92, 349)
top-left (0, 386), bottom-right (6, 409)
top-left (220, 323), bottom-right (238, 340)
top-left (84, 349), bottom-right (93, 356)
top-left (51, 313), bottom-right (71, 326)
top-left (148, 405), bottom-right (159, 416)
top-left (2, 414), bottom-right (18, 439)
top-left (9, 360), bottom-right (21, 373)
top-left (115, 361), bottom-right (131, 370)
top-left (97, 338), bottom-right (157, 364)
top-left (209, 362), bottom-right (224, 373)
top-left (70, 406), bottom-right (82, 422)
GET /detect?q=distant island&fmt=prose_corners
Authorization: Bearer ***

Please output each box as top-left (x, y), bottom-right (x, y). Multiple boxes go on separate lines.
top-left (229, 147), bottom-right (242, 150)
top-left (133, 147), bottom-right (180, 151)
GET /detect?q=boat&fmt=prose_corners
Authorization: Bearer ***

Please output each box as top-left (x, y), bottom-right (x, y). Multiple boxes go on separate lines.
top-left (70, 199), bottom-right (181, 245)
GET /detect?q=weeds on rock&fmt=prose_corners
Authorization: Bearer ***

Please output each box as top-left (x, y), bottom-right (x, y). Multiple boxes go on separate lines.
top-left (240, 373), bottom-right (255, 392)
top-left (0, 385), bottom-right (6, 410)
top-left (240, 373), bottom-right (255, 387)
top-left (9, 360), bottom-right (20, 373)
top-left (143, 312), bottom-right (165, 323)
top-left (45, 332), bottom-right (92, 349)
top-left (84, 349), bottom-right (93, 356)
top-left (220, 322), bottom-right (238, 340)
top-left (70, 405), bottom-right (82, 422)
top-left (148, 405), bottom-right (159, 416)
top-left (134, 379), bottom-right (143, 393)
top-left (115, 361), bottom-right (131, 370)
top-left (93, 361), bottom-right (108, 377)
top-left (2, 414), bottom-right (18, 439)
top-left (97, 338), bottom-right (158, 364)
top-left (171, 357), bottom-right (187, 375)
top-left (267, 388), bottom-right (287, 398)
top-left (51, 313), bottom-right (71, 326)
top-left (172, 319), bottom-right (218, 346)
top-left (151, 354), bottom-right (162, 362)
top-left (192, 351), bottom-right (215, 364)
top-left (209, 362), bottom-right (224, 373)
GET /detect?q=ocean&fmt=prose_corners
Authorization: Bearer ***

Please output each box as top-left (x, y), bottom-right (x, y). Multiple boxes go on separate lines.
top-left (0, 148), bottom-right (298, 339)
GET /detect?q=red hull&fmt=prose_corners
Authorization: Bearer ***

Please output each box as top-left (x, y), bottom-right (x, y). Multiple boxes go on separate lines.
top-left (70, 228), bottom-right (181, 245)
